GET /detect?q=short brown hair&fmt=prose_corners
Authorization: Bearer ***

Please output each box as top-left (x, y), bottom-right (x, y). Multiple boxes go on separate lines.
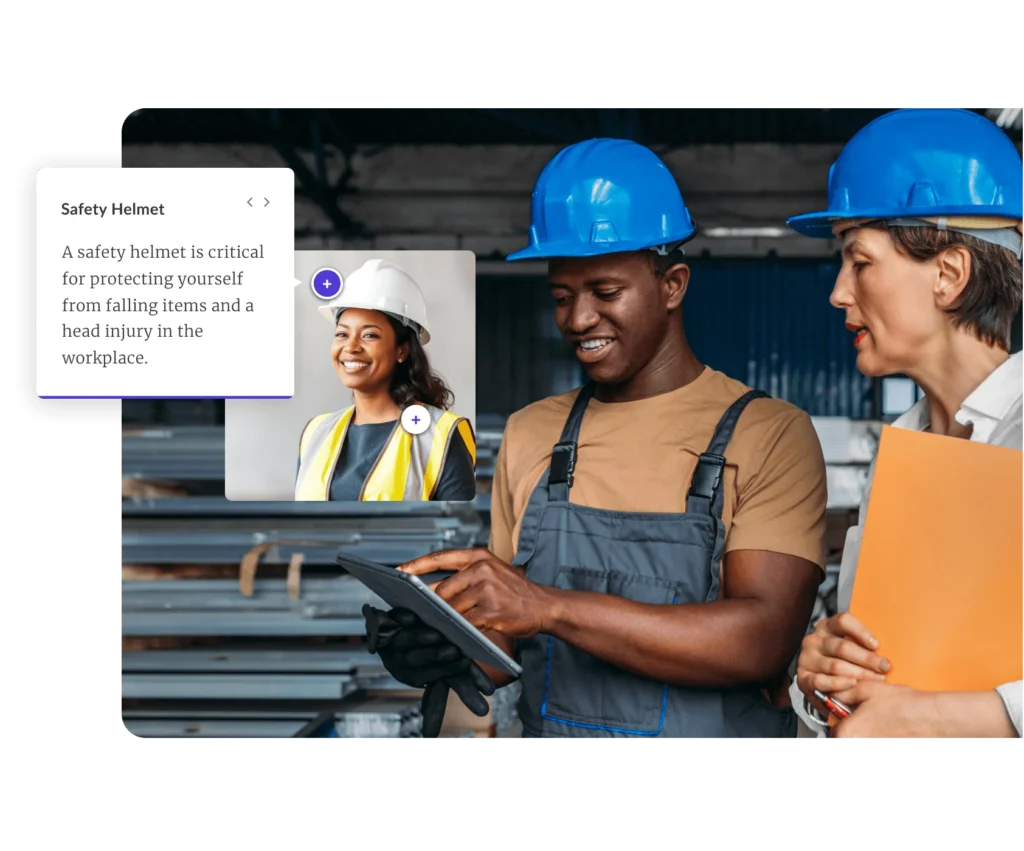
top-left (884, 225), bottom-right (1022, 351)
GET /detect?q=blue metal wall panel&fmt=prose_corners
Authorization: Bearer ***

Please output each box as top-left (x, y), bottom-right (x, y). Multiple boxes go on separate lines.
top-left (476, 275), bottom-right (583, 416)
top-left (478, 259), bottom-right (873, 419)
top-left (684, 259), bottom-right (873, 418)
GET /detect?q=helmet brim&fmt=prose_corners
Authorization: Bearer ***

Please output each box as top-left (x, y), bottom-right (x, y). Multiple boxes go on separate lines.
top-left (506, 227), bottom-right (698, 261)
top-left (785, 212), bottom-right (839, 238)
top-left (788, 204), bottom-right (1024, 238)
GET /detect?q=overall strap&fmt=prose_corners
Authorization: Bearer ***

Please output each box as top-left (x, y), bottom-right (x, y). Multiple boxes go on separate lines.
top-left (686, 389), bottom-right (769, 516)
top-left (511, 384), bottom-right (595, 566)
top-left (547, 382), bottom-right (595, 503)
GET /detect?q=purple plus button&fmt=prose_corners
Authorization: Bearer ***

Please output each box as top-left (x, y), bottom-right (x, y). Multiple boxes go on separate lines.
top-left (310, 267), bottom-right (343, 300)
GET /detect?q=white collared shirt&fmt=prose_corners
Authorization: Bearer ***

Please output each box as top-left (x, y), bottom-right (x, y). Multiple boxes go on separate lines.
top-left (793, 351), bottom-right (1023, 736)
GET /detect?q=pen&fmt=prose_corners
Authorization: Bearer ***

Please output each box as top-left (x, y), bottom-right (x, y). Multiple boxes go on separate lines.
top-left (813, 689), bottom-right (851, 719)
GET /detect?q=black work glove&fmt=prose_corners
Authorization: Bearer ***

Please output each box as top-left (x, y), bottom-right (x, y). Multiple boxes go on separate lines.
top-left (363, 604), bottom-right (495, 737)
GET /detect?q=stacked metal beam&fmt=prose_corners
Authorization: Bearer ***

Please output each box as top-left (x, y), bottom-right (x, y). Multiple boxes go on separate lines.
top-left (473, 425), bottom-right (503, 481)
top-left (123, 577), bottom-right (384, 637)
top-left (124, 715), bottom-right (320, 738)
top-left (122, 696), bottom-right (424, 738)
top-left (123, 426), bottom-right (226, 481)
top-left (120, 420), bottom-right (478, 736)
top-left (123, 646), bottom-right (381, 711)
top-left (122, 576), bottom-right (394, 713)
top-left (812, 417), bottom-right (880, 510)
top-left (123, 515), bottom-right (476, 567)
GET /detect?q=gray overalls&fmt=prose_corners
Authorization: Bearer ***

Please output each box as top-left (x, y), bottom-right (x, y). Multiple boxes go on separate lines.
top-left (511, 383), bottom-right (797, 737)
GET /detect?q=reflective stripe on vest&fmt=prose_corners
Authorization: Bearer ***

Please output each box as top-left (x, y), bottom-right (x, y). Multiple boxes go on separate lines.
top-left (294, 405), bottom-right (476, 501)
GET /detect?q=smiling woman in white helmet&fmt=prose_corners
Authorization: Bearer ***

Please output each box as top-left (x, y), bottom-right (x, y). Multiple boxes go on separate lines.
top-left (294, 259), bottom-right (476, 502)
top-left (787, 108), bottom-right (1023, 738)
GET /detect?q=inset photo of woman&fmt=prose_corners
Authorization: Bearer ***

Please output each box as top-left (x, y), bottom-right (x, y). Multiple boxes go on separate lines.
top-left (225, 251), bottom-right (476, 501)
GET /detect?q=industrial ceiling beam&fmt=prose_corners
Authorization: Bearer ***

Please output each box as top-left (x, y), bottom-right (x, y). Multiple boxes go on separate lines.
top-left (317, 110), bottom-right (360, 193)
top-left (264, 109), bottom-right (366, 238)
top-left (985, 108), bottom-right (1023, 132)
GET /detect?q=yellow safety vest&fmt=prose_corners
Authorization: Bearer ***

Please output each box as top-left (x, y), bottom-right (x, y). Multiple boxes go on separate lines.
top-left (294, 404), bottom-right (476, 501)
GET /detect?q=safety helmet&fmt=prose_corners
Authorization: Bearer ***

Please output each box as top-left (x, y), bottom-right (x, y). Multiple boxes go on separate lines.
top-left (507, 138), bottom-right (697, 261)
top-left (318, 259), bottom-right (431, 345)
top-left (787, 109), bottom-right (1023, 258)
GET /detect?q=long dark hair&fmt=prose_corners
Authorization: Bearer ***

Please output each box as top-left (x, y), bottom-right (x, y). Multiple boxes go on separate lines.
top-left (385, 315), bottom-right (454, 410)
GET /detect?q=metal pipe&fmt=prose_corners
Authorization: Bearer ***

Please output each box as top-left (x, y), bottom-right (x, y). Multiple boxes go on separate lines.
top-left (122, 648), bottom-right (382, 674)
top-left (122, 497), bottom-right (461, 518)
top-left (124, 719), bottom-right (310, 737)
top-left (122, 673), bottom-right (358, 700)
top-left (122, 543), bottom-right (460, 567)
top-left (122, 597), bottom-right (379, 614)
top-left (122, 611), bottom-right (367, 636)
top-left (123, 577), bottom-right (375, 595)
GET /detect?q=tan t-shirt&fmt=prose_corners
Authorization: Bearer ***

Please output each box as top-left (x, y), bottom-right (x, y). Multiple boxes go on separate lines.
top-left (489, 367), bottom-right (827, 570)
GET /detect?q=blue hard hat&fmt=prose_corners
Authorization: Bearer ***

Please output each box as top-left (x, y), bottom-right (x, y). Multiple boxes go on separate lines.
top-left (507, 138), bottom-right (697, 261)
top-left (788, 109), bottom-right (1023, 237)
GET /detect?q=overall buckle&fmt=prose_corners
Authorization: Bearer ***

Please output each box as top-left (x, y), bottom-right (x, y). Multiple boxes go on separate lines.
top-left (688, 453), bottom-right (726, 500)
top-left (549, 442), bottom-right (578, 488)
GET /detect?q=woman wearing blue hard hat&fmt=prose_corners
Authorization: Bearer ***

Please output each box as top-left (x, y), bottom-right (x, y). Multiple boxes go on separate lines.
top-left (788, 109), bottom-right (1023, 737)
top-left (365, 138), bottom-right (831, 737)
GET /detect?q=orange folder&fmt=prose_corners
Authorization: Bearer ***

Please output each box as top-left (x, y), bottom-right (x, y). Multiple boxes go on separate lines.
top-left (849, 425), bottom-right (1023, 692)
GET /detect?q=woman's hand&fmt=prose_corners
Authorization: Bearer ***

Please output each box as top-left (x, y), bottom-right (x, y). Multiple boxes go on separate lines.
top-left (829, 681), bottom-right (940, 737)
top-left (832, 681), bottom-right (1019, 738)
top-left (796, 612), bottom-right (892, 715)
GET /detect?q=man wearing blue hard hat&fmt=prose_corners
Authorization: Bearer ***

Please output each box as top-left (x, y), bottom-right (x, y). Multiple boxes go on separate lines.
top-left (787, 108), bottom-right (1022, 737)
top-left (390, 138), bottom-right (829, 737)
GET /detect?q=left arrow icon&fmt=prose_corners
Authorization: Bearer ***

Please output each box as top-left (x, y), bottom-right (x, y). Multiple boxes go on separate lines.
top-left (247, 197), bottom-right (253, 207)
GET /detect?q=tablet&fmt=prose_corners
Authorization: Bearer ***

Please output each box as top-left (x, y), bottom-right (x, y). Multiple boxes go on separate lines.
top-left (337, 552), bottom-right (522, 679)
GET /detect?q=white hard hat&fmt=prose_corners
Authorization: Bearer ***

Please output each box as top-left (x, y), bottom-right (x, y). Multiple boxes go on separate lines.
top-left (318, 259), bottom-right (431, 345)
